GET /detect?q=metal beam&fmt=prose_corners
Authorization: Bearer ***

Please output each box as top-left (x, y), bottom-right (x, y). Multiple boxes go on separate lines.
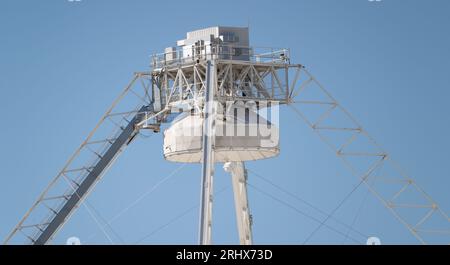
top-left (199, 60), bottom-right (217, 245)
top-left (289, 67), bottom-right (450, 244)
top-left (224, 162), bottom-right (253, 245)
top-left (33, 105), bottom-right (149, 245)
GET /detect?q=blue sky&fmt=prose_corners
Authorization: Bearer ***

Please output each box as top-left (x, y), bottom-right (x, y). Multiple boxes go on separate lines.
top-left (1, 0), bottom-right (450, 244)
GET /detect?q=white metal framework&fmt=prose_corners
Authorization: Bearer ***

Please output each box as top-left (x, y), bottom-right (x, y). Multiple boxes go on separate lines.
top-left (198, 60), bottom-right (217, 245)
top-left (3, 31), bottom-right (450, 245)
top-left (224, 162), bottom-right (253, 245)
top-left (287, 67), bottom-right (450, 244)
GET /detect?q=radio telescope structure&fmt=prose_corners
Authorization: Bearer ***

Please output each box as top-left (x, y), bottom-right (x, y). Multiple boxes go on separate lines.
top-left (4, 26), bottom-right (450, 245)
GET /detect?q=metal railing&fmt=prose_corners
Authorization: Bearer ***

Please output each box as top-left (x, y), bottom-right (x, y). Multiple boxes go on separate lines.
top-left (151, 44), bottom-right (290, 69)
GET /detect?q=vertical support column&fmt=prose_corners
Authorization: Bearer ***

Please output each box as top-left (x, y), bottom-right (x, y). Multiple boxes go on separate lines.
top-left (152, 73), bottom-right (162, 112)
top-left (285, 65), bottom-right (289, 102)
top-left (199, 60), bottom-right (217, 245)
top-left (224, 162), bottom-right (253, 245)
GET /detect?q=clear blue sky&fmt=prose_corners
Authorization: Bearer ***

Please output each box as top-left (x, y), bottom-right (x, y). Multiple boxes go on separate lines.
top-left (1, 0), bottom-right (450, 244)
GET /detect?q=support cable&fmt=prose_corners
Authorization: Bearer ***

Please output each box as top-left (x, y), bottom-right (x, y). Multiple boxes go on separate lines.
top-left (341, 162), bottom-right (384, 244)
top-left (301, 177), bottom-right (365, 244)
top-left (62, 176), bottom-right (115, 244)
top-left (247, 168), bottom-right (369, 240)
top-left (247, 182), bottom-right (364, 244)
top-left (84, 163), bottom-right (187, 243)
top-left (288, 67), bottom-right (450, 244)
top-left (134, 186), bottom-right (229, 245)
top-left (84, 200), bottom-right (126, 244)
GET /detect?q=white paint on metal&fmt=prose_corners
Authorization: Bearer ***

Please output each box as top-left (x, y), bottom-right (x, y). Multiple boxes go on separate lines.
top-left (224, 162), bottom-right (253, 245)
top-left (199, 60), bottom-right (217, 245)
top-left (175, 26), bottom-right (250, 61)
top-left (163, 108), bottom-right (279, 163)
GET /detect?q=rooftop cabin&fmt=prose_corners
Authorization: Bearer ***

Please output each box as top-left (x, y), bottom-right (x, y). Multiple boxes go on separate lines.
top-left (151, 26), bottom-right (290, 69)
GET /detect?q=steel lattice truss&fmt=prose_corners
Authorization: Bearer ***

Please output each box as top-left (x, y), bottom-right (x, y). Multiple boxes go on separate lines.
top-left (3, 58), bottom-right (291, 244)
top-left (160, 60), bottom-right (291, 109)
top-left (288, 66), bottom-right (450, 244)
top-left (4, 57), bottom-right (450, 244)
top-left (3, 73), bottom-right (163, 244)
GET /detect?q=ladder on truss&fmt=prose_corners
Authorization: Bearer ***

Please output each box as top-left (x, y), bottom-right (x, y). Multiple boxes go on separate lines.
top-left (3, 59), bottom-right (450, 245)
top-left (4, 73), bottom-right (163, 245)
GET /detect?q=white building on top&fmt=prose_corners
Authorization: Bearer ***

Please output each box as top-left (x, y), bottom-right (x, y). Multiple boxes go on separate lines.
top-left (165, 26), bottom-right (250, 62)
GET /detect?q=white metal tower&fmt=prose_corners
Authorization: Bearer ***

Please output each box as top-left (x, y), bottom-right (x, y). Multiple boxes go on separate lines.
top-left (4, 26), bottom-right (450, 245)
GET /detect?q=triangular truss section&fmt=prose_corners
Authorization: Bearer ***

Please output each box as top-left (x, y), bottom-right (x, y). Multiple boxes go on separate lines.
top-left (4, 73), bottom-right (165, 244)
top-left (288, 67), bottom-right (450, 244)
